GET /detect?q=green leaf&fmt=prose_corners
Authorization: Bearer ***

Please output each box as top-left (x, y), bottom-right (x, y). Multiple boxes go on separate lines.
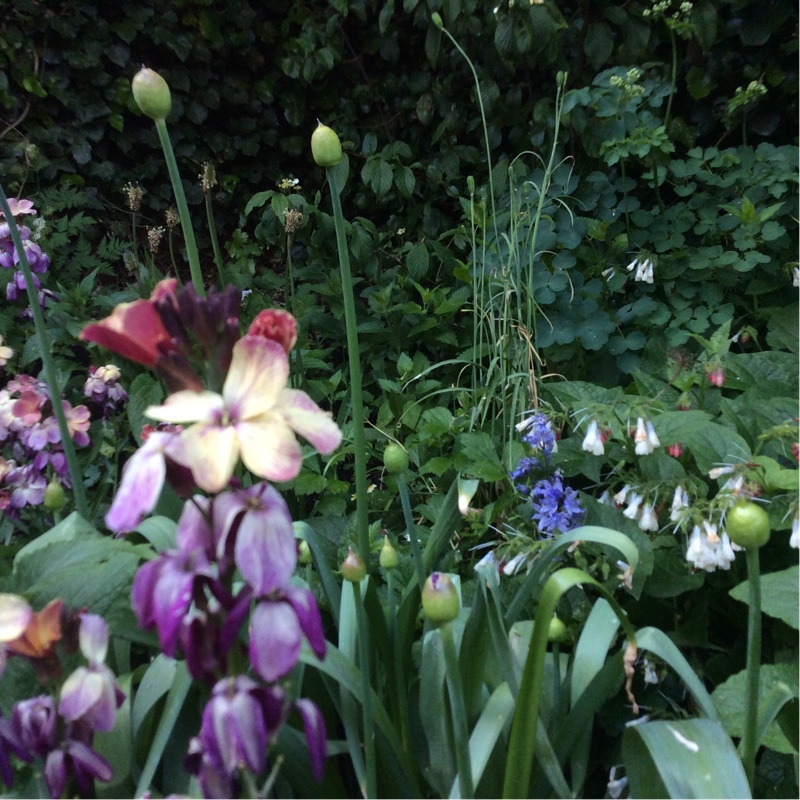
top-left (395, 165), bottom-right (416, 198)
top-left (458, 432), bottom-right (505, 482)
top-left (407, 241), bottom-right (430, 280)
top-left (584, 21), bottom-right (613, 70)
top-left (730, 565), bottom-right (799, 629)
top-left (362, 131), bottom-right (377, 156)
top-left (94, 673), bottom-right (133, 797)
top-left (712, 663), bottom-right (799, 754)
top-left (623, 719), bottom-right (751, 798)
top-left (133, 516), bottom-right (176, 553)
top-left (494, 16), bottom-right (514, 56)
top-left (766, 303), bottom-right (798, 354)
top-left (127, 373), bottom-right (164, 445)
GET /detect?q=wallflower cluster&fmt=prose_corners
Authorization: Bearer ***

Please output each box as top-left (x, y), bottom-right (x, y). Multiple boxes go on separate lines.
top-left (0, 596), bottom-right (124, 798)
top-left (0, 197), bottom-right (53, 309)
top-left (0, 375), bottom-right (91, 516)
top-left (81, 286), bottom-right (338, 796)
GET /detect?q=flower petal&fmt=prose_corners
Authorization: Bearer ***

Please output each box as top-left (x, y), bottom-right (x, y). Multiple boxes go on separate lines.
top-left (0, 594), bottom-right (31, 642)
top-left (181, 422), bottom-right (240, 493)
top-left (295, 698), bottom-right (327, 782)
top-left (284, 586), bottom-right (326, 661)
top-left (223, 336), bottom-right (287, 419)
top-left (146, 390), bottom-right (223, 425)
top-left (58, 667), bottom-right (103, 723)
top-left (278, 389), bottom-right (342, 454)
top-left (237, 419), bottom-right (302, 483)
top-left (249, 600), bottom-right (301, 682)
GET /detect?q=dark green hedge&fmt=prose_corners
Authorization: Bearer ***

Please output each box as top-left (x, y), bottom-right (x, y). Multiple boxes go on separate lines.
top-left (1, 0), bottom-right (796, 244)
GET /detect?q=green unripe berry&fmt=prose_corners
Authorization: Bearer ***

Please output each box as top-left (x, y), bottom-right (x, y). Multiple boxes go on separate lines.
top-left (726, 500), bottom-right (771, 549)
top-left (43, 479), bottom-right (65, 511)
top-left (383, 443), bottom-right (408, 474)
top-left (547, 615), bottom-right (569, 644)
top-left (422, 572), bottom-right (460, 624)
top-left (311, 122), bottom-right (342, 168)
top-left (341, 547), bottom-right (366, 582)
top-left (380, 536), bottom-right (399, 570)
top-left (132, 67), bottom-right (172, 121)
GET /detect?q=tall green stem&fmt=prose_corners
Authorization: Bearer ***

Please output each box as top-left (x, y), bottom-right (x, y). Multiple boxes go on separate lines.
top-left (352, 579), bottom-right (377, 798)
top-left (204, 190), bottom-right (225, 291)
top-left (441, 621), bottom-right (474, 799)
top-left (153, 118), bottom-right (205, 297)
top-left (326, 167), bottom-right (369, 565)
top-left (664, 28), bottom-right (678, 134)
top-left (0, 186), bottom-right (89, 519)
top-left (741, 546), bottom-right (762, 789)
top-left (396, 473), bottom-right (426, 591)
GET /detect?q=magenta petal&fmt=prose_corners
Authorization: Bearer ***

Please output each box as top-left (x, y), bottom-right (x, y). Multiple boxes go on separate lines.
top-left (285, 586), bottom-right (326, 661)
top-left (175, 495), bottom-right (214, 554)
top-left (234, 484), bottom-right (296, 595)
top-left (295, 698), bottom-right (327, 782)
top-left (249, 600), bottom-right (301, 682)
top-left (44, 750), bottom-right (67, 800)
top-left (130, 558), bottom-right (161, 628)
top-left (65, 740), bottom-right (113, 782)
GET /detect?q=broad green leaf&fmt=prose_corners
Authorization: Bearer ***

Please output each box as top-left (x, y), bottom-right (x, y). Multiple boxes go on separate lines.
top-left (712, 663), bottom-right (800, 754)
top-left (725, 351), bottom-right (799, 396)
top-left (458, 432), bottom-right (505, 482)
top-left (133, 516), bottom-right (177, 553)
top-left (623, 718), bottom-right (751, 798)
top-left (407, 241), bottom-right (430, 280)
top-left (729, 565), bottom-right (799, 629)
top-left (449, 682), bottom-right (514, 798)
top-left (571, 598), bottom-right (620, 703)
top-left (766, 303), bottom-right (799, 354)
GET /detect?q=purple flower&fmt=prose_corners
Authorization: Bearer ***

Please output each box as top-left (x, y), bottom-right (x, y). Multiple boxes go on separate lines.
top-left (7, 465), bottom-right (47, 509)
top-left (0, 712), bottom-right (31, 787)
top-left (517, 412), bottom-right (557, 457)
top-left (44, 736), bottom-right (113, 799)
top-left (530, 470), bottom-right (584, 536)
top-left (58, 615), bottom-right (125, 732)
top-left (11, 695), bottom-right (57, 758)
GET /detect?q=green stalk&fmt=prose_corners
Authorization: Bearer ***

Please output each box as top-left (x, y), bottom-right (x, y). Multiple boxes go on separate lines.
top-left (285, 232), bottom-right (305, 388)
top-left (441, 621), bottom-right (474, 799)
top-left (664, 27), bottom-right (678, 134)
top-left (153, 118), bottom-right (205, 296)
top-left (0, 186), bottom-right (89, 520)
top-left (396, 473), bottom-right (426, 591)
top-left (204, 190), bottom-right (225, 291)
top-left (352, 579), bottom-right (377, 798)
top-left (740, 546), bottom-right (762, 789)
top-left (326, 167), bottom-right (369, 565)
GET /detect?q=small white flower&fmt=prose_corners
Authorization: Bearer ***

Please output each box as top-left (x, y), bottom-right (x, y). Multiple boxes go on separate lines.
top-left (702, 519), bottom-right (720, 544)
top-left (623, 492), bottom-right (643, 520)
top-left (709, 465), bottom-right (735, 480)
top-left (602, 267), bottom-right (616, 280)
top-left (686, 525), bottom-right (716, 571)
top-left (634, 418), bottom-right (654, 455)
top-left (670, 485), bottom-right (689, 522)
top-left (791, 513), bottom-right (799, 549)
top-left (639, 502), bottom-right (659, 532)
top-left (645, 420), bottom-right (660, 449)
top-left (503, 552), bottom-right (527, 576)
top-left (614, 485), bottom-right (632, 506)
top-left (598, 489), bottom-right (614, 506)
top-left (617, 560), bottom-right (634, 589)
top-left (794, 267), bottom-right (799, 288)
top-left (581, 420), bottom-right (605, 455)
top-left (715, 532), bottom-right (737, 570)
top-left (642, 658), bottom-right (659, 685)
top-left (722, 474), bottom-right (745, 495)
top-left (626, 258), bottom-right (638, 272)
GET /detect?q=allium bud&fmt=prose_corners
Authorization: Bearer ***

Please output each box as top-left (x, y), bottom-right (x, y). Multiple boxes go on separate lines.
top-left (379, 536), bottom-right (399, 570)
top-left (547, 615), bottom-right (569, 644)
top-left (422, 572), bottom-right (460, 624)
top-left (311, 122), bottom-right (342, 168)
top-left (298, 539), bottom-right (312, 565)
top-left (341, 547), bottom-right (366, 583)
top-left (132, 67), bottom-right (172, 121)
top-left (43, 479), bottom-right (65, 511)
top-left (726, 500), bottom-right (770, 549)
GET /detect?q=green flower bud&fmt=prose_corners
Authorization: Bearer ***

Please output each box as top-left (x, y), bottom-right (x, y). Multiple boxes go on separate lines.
top-left (422, 572), bottom-right (460, 624)
top-left (467, 175), bottom-right (475, 195)
top-left (311, 121), bottom-right (342, 168)
top-left (547, 615), bottom-right (569, 644)
top-left (383, 443), bottom-right (409, 474)
top-left (431, 12), bottom-right (444, 29)
top-left (298, 539), bottom-right (312, 565)
top-left (132, 67), bottom-right (172, 121)
top-left (341, 546), bottom-right (366, 582)
top-left (726, 500), bottom-right (771, 549)
top-left (380, 536), bottom-right (399, 570)
top-left (43, 479), bottom-right (65, 511)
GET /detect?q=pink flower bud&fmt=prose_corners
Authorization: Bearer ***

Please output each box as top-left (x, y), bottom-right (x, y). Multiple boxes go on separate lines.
top-left (247, 309), bottom-right (297, 354)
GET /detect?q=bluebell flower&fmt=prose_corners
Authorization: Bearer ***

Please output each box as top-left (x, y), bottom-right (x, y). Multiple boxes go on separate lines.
top-left (530, 470), bottom-right (584, 536)
top-left (517, 413), bottom-right (557, 457)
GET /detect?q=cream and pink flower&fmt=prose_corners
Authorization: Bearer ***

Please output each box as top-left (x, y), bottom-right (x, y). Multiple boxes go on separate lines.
top-left (145, 335), bottom-right (341, 492)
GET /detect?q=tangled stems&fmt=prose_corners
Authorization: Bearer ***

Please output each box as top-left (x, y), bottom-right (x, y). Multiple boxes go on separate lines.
top-left (0, 185), bottom-right (89, 520)
top-left (153, 118), bottom-right (205, 297)
top-left (326, 166), bottom-right (370, 565)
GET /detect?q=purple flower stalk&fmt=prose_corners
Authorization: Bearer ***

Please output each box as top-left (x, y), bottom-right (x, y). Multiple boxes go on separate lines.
top-left (530, 469), bottom-right (584, 536)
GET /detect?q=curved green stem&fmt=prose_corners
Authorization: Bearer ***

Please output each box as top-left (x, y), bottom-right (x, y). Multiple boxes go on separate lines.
top-left (0, 186), bottom-right (89, 520)
top-left (326, 166), bottom-right (369, 565)
top-left (204, 191), bottom-right (225, 291)
top-left (664, 27), bottom-right (678, 134)
top-left (285, 233), bottom-right (305, 388)
top-left (741, 546), bottom-right (762, 789)
top-left (396, 473), bottom-right (425, 591)
top-left (352, 579), bottom-right (377, 798)
top-left (154, 118), bottom-right (205, 296)
top-left (441, 621), bottom-right (474, 799)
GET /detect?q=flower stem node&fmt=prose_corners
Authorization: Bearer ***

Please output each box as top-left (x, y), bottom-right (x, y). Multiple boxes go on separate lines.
top-left (311, 122), bottom-right (342, 168)
top-left (379, 536), bottom-right (399, 570)
top-left (341, 547), bottom-right (366, 583)
top-left (131, 67), bottom-right (172, 121)
top-left (422, 572), bottom-right (460, 625)
top-left (383, 442), bottom-right (409, 474)
top-left (726, 500), bottom-right (771, 549)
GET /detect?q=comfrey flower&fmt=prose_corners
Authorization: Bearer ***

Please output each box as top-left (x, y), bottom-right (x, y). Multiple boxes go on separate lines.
top-left (670, 485), bottom-right (690, 523)
top-left (685, 522), bottom-right (737, 572)
top-left (145, 335), bottom-right (341, 492)
top-left (581, 419), bottom-right (605, 456)
top-left (626, 256), bottom-right (654, 284)
top-left (530, 470), bottom-right (584, 536)
top-left (638, 502), bottom-right (659, 532)
top-left (633, 417), bottom-right (659, 455)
